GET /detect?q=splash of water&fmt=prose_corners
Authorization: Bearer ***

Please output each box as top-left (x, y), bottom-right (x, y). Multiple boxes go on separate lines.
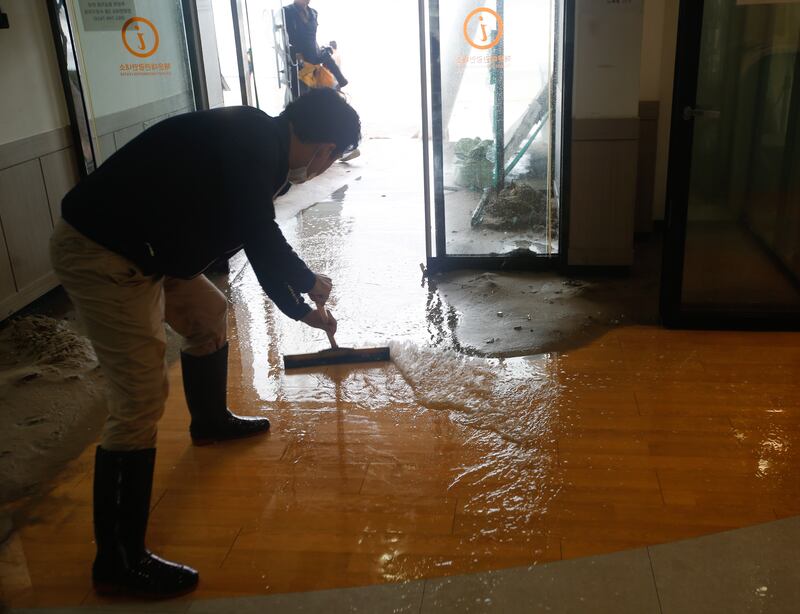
top-left (389, 341), bottom-right (565, 527)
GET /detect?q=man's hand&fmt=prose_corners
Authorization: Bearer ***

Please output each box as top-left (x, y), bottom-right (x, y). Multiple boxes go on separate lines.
top-left (301, 307), bottom-right (337, 336)
top-left (308, 273), bottom-right (332, 305)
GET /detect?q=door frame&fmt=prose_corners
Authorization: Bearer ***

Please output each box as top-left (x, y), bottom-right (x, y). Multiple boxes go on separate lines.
top-left (230, 0), bottom-right (258, 107)
top-left (47, 0), bottom-right (97, 178)
top-left (181, 0), bottom-right (211, 111)
top-left (660, 0), bottom-right (800, 331)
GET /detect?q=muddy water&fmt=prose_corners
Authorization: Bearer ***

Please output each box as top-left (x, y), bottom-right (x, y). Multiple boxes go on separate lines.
top-left (225, 141), bottom-right (569, 538)
top-left (228, 140), bottom-right (445, 402)
top-left (392, 343), bottom-right (567, 526)
top-left (218, 140), bottom-right (798, 582)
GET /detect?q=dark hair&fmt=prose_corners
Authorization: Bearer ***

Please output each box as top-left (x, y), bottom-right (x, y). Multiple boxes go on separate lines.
top-left (280, 89), bottom-right (361, 155)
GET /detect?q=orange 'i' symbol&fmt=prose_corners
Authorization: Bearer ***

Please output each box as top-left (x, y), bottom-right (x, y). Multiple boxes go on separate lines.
top-left (463, 8), bottom-right (503, 51)
top-left (133, 25), bottom-right (147, 50)
top-left (121, 17), bottom-right (160, 58)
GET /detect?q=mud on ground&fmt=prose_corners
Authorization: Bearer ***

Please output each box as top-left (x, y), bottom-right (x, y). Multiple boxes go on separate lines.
top-left (432, 238), bottom-right (662, 357)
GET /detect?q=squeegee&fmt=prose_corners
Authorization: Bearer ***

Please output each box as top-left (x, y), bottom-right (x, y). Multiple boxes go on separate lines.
top-left (283, 302), bottom-right (390, 370)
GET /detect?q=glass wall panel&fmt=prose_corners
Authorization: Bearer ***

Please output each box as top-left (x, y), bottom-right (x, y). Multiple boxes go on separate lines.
top-left (681, 0), bottom-right (800, 312)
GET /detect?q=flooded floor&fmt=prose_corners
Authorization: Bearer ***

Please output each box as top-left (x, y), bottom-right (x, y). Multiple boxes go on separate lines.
top-left (2, 139), bottom-right (800, 608)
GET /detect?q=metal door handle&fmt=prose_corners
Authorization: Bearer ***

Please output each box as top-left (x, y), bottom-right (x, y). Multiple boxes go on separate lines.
top-left (683, 106), bottom-right (721, 121)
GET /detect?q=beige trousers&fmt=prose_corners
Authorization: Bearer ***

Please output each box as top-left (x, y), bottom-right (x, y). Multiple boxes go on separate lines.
top-left (50, 220), bottom-right (228, 451)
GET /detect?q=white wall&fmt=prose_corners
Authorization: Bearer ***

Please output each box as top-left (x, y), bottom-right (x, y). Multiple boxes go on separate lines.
top-left (636, 0), bottom-right (680, 222)
top-left (573, 0), bottom-right (644, 119)
top-left (0, 0), bottom-right (70, 146)
top-left (639, 0), bottom-right (666, 101)
top-left (653, 0), bottom-right (680, 220)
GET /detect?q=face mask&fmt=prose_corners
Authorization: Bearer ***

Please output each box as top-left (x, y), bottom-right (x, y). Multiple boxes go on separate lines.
top-left (287, 165), bottom-right (315, 185)
top-left (288, 147), bottom-right (321, 185)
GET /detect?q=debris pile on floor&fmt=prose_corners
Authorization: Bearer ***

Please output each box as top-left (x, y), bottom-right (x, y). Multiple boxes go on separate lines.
top-left (479, 182), bottom-right (548, 231)
top-left (0, 315), bottom-right (96, 382)
top-left (0, 316), bottom-right (105, 505)
top-left (436, 262), bottom-right (660, 356)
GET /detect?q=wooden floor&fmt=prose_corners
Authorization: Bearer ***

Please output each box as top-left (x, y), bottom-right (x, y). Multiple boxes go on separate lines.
top-left (2, 325), bottom-right (800, 608)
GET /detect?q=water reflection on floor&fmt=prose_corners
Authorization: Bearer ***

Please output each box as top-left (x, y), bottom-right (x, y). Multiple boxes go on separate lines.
top-left (227, 138), bottom-right (566, 538)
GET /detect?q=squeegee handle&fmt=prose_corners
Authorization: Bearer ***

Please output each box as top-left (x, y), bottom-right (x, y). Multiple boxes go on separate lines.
top-left (315, 301), bottom-right (338, 349)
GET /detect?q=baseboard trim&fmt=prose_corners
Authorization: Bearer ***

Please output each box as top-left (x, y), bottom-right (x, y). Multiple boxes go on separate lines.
top-left (0, 128), bottom-right (72, 171)
top-left (94, 91), bottom-right (193, 136)
top-left (562, 264), bottom-right (630, 277)
top-left (0, 273), bottom-right (60, 321)
top-left (572, 117), bottom-right (640, 141)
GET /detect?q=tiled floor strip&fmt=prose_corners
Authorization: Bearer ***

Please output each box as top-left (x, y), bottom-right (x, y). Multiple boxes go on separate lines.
top-left (9, 516), bottom-right (800, 613)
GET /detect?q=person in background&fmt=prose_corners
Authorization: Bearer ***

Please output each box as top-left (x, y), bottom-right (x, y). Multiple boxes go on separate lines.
top-left (283, 0), bottom-right (348, 98)
top-left (50, 89), bottom-right (360, 599)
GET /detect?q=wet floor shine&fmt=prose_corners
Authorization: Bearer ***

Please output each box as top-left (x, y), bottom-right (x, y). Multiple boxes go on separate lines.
top-left (3, 139), bottom-right (800, 608)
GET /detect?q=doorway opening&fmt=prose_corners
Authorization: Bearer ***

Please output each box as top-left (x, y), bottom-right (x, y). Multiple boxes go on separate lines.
top-left (232, 0), bottom-right (424, 135)
top-left (219, 1), bottom-right (568, 275)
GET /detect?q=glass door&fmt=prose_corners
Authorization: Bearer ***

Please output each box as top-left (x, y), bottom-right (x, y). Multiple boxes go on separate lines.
top-left (49, 0), bottom-right (198, 172)
top-left (423, 0), bottom-right (567, 270)
top-left (662, 0), bottom-right (800, 329)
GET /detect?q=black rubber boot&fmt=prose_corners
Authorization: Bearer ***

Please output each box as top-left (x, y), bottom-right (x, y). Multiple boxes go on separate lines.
top-left (181, 343), bottom-right (270, 446)
top-left (92, 447), bottom-right (198, 598)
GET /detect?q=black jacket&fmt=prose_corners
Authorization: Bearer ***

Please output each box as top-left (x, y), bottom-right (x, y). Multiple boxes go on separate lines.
top-left (61, 106), bottom-right (315, 320)
top-left (283, 3), bottom-right (320, 63)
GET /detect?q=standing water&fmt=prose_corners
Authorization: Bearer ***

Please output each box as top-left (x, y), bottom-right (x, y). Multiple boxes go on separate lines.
top-left (226, 139), bottom-right (567, 546)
